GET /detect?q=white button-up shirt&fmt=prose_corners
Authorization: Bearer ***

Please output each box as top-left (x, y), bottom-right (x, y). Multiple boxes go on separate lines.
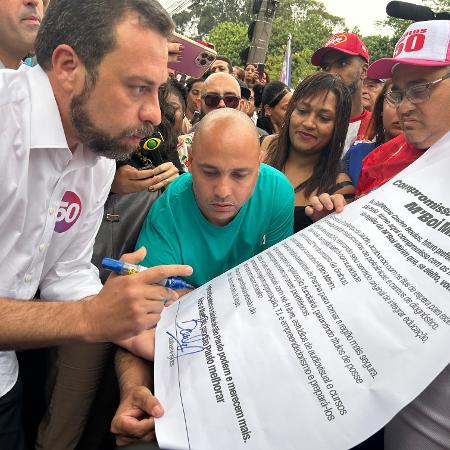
top-left (0, 65), bottom-right (115, 396)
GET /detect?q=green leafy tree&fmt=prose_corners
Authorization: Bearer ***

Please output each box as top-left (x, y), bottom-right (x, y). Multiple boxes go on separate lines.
top-left (262, 0), bottom-right (344, 83)
top-left (265, 47), bottom-right (316, 87)
top-left (192, 0), bottom-right (427, 86)
top-left (364, 15), bottom-right (412, 66)
top-left (206, 22), bottom-right (248, 64)
top-left (378, 17), bottom-right (412, 41)
top-left (204, 0), bottom-right (343, 84)
top-left (426, 0), bottom-right (450, 12)
top-left (362, 35), bottom-right (396, 63)
top-left (172, 0), bottom-right (252, 36)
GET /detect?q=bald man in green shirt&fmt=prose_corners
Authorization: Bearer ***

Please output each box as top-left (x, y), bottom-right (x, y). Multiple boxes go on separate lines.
top-left (136, 109), bottom-right (294, 287)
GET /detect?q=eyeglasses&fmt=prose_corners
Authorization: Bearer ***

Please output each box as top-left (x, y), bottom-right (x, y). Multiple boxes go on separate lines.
top-left (383, 91), bottom-right (396, 108)
top-left (202, 93), bottom-right (241, 108)
top-left (385, 73), bottom-right (450, 108)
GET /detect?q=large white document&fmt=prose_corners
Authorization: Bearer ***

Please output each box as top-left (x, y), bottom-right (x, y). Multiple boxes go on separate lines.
top-left (155, 132), bottom-right (450, 450)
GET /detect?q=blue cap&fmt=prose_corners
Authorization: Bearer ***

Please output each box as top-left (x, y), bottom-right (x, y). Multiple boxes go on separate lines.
top-left (101, 257), bottom-right (124, 273)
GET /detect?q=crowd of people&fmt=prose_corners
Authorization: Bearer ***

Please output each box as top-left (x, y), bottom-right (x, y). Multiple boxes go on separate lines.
top-left (0, 0), bottom-right (449, 449)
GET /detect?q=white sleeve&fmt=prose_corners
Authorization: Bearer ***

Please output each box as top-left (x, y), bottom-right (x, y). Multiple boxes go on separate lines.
top-left (39, 162), bottom-right (115, 301)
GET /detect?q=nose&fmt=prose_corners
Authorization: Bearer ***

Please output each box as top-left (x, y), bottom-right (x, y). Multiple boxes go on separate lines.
top-left (217, 98), bottom-right (226, 109)
top-left (139, 94), bottom-right (161, 126)
top-left (303, 112), bottom-right (316, 129)
top-left (213, 177), bottom-right (231, 200)
top-left (25, 0), bottom-right (40, 7)
top-left (397, 95), bottom-right (416, 116)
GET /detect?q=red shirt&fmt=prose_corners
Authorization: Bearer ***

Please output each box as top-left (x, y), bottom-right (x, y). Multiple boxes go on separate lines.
top-left (351, 109), bottom-right (372, 142)
top-left (356, 133), bottom-right (426, 197)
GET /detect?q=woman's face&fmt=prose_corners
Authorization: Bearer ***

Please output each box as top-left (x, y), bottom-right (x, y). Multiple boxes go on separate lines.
top-left (288, 91), bottom-right (336, 155)
top-left (244, 64), bottom-right (258, 85)
top-left (167, 92), bottom-right (184, 134)
top-left (266, 91), bottom-right (292, 132)
top-left (382, 94), bottom-right (402, 141)
top-left (186, 81), bottom-right (203, 114)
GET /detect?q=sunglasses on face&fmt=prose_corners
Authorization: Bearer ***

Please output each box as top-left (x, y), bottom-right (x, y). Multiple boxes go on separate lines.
top-left (202, 93), bottom-right (241, 108)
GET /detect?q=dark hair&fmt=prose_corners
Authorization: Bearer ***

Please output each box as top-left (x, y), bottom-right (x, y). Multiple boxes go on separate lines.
top-left (262, 70), bottom-right (271, 83)
top-left (185, 77), bottom-right (204, 93)
top-left (215, 55), bottom-right (233, 73)
top-left (265, 72), bottom-right (351, 197)
top-left (233, 66), bottom-right (245, 81)
top-left (257, 81), bottom-right (289, 134)
top-left (165, 78), bottom-right (187, 115)
top-left (35, 0), bottom-right (174, 79)
top-left (156, 82), bottom-right (184, 172)
top-left (364, 80), bottom-right (392, 146)
top-left (253, 83), bottom-right (265, 108)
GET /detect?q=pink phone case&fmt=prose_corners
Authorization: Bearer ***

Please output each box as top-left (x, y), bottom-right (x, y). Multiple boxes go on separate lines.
top-left (168, 33), bottom-right (217, 78)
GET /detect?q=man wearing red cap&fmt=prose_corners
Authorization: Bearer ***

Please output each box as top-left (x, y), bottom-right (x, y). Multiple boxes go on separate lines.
top-left (311, 33), bottom-right (371, 155)
top-left (356, 20), bottom-right (450, 450)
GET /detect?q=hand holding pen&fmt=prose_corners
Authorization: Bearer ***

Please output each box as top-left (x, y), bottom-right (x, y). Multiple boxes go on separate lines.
top-left (102, 257), bottom-right (194, 298)
top-left (80, 247), bottom-right (193, 342)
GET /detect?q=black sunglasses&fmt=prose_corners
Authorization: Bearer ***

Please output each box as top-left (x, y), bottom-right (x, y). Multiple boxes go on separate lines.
top-left (202, 93), bottom-right (241, 108)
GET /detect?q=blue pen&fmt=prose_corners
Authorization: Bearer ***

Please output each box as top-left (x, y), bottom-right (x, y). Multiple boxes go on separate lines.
top-left (101, 257), bottom-right (194, 290)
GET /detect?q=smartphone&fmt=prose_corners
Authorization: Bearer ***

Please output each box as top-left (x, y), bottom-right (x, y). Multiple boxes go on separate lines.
top-left (256, 63), bottom-right (265, 81)
top-left (168, 32), bottom-right (217, 78)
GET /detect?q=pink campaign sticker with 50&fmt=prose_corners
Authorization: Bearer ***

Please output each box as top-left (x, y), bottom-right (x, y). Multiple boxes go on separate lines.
top-left (54, 191), bottom-right (82, 233)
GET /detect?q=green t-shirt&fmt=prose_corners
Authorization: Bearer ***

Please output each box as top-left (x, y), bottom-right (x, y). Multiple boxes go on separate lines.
top-left (135, 163), bottom-right (294, 287)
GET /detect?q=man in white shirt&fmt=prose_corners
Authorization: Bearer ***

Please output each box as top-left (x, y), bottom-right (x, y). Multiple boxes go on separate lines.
top-left (0, 1), bottom-right (192, 448)
top-left (363, 20), bottom-right (450, 450)
top-left (0, 0), bottom-right (49, 70)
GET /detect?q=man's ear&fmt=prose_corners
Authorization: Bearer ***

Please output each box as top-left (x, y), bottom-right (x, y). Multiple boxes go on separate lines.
top-left (239, 98), bottom-right (247, 112)
top-left (187, 142), bottom-right (194, 165)
top-left (51, 44), bottom-right (85, 94)
top-left (361, 61), bottom-right (368, 81)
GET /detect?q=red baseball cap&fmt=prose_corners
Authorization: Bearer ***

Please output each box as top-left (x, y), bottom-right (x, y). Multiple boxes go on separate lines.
top-left (368, 20), bottom-right (450, 79)
top-left (311, 33), bottom-right (369, 66)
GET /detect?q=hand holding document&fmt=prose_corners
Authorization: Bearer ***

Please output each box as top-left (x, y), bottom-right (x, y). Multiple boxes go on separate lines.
top-left (155, 132), bottom-right (450, 449)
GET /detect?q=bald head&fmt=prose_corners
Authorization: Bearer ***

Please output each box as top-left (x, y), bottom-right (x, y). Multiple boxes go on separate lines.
top-left (201, 72), bottom-right (244, 115)
top-left (194, 108), bottom-right (259, 154)
top-left (189, 109), bottom-right (261, 227)
top-left (203, 72), bottom-right (240, 93)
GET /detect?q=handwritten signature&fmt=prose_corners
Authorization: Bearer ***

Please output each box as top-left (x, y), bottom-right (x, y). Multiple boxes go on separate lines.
top-left (166, 319), bottom-right (204, 356)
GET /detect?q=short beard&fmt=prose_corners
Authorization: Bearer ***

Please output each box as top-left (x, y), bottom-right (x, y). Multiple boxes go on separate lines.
top-left (347, 78), bottom-right (360, 95)
top-left (70, 78), bottom-right (154, 160)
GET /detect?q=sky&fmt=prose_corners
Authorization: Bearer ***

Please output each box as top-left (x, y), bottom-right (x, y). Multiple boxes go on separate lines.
top-left (320, 0), bottom-right (425, 36)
